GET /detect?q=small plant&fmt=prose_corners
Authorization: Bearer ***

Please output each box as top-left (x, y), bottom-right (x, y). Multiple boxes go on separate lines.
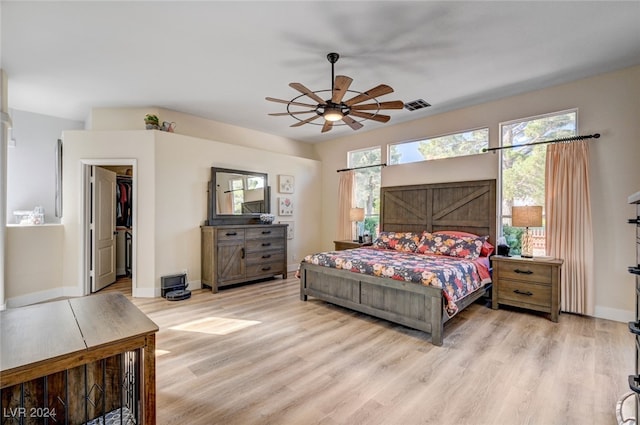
top-left (144, 114), bottom-right (159, 125)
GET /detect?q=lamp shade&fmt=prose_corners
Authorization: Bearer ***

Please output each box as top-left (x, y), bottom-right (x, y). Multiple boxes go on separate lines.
top-left (349, 207), bottom-right (365, 222)
top-left (511, 206), bottom-right (543, 228)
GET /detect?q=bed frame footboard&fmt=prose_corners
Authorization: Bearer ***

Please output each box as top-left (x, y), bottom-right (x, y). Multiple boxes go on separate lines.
top-left (300, 263), bottom-right (446, 346)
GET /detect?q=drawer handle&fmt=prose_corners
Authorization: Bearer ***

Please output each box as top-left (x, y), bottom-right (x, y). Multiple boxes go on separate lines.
top-left (629, 375), bottom-right (640, 394)
top-left (262, 242), bottom-right (271, 247)
top-left (262, 254), bottom-right (272, 259)
top-left (262, 230), bottom-right (272, 234)
top-left (226, 232), bottom-right (237, 236)
top-left (628, 218), bottom-right (639, 224)
top-left (513, 289), bottom-right (534, 296)
top-left (261, 266), bottom-right (272, 271)
top-left (514, 269), bottom-right (533, 275)
top-left (629, 321), bottom-right (640, 335)
top-left (630, 266), bottom-right (640, 275)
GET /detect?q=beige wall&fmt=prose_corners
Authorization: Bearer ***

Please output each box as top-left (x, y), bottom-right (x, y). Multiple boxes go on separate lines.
top-left (5, 125), bottom-right (322, 304)
top-left (5, 224), bottom-right (63, 306)
top-left (90, 107), bottom-right (318, 161)
top-left (153, 131), bottom-right (322, 293)
top-left (314, 64), bottom-right (640, 322)
top-left (61, 131), bottom-right (157, 298)
top-left (6, 66), bottom-right (638, 321)
top-left (39, 130), bottom-right (321, 297)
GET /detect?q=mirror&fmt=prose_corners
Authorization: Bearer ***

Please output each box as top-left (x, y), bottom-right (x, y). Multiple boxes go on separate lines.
top-left (208, 167), bottom-right (269, 224)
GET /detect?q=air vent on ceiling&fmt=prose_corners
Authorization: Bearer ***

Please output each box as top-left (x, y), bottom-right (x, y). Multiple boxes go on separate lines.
top-left (404, 99), bottom-right (431, 111)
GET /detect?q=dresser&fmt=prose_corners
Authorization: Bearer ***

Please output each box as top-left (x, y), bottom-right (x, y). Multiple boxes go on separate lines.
top-left (626, 191), bottom-right (640, 418)
top-left (201, 224), bottom-right (288, 292)
top-left (491, 255), bottom-right (563, 322)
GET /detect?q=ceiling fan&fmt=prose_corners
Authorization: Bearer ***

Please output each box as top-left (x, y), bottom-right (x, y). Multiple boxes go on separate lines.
top-left (266, 52), bottom-right (405, 133)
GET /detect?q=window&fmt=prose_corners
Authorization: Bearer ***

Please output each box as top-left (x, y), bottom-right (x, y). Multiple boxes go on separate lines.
top-left (388, 127), bottom-right (489, 165)
top-left (229, 178), bottom-right (244, 214)
top-left (348, 147), bottom-right (382, 237)
top-left (500, 109), bottom-right (577, 255)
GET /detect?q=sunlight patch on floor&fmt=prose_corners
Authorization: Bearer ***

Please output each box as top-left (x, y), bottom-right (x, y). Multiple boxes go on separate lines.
top-left (155, 349), bottom-right (170, 357)
top-left (168, 316), bottom-right (262, 335)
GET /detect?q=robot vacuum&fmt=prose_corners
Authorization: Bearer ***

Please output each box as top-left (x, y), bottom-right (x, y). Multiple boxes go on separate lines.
top-left (165, 289), bottom-right (191, 301)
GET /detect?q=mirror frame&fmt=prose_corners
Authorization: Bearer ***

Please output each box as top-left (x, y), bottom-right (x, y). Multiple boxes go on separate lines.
top-left (207, 167), bottom-right (270, 225)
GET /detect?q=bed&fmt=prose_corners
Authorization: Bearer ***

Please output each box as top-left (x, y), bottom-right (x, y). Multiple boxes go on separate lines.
top-left (299, 179), bottom-right (496, 346)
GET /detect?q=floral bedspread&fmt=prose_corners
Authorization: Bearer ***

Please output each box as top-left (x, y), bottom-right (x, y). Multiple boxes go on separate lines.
top-left (302, 247), bottom-right (490, 317)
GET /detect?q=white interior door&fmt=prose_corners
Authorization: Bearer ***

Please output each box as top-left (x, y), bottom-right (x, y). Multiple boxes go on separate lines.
top-left (91, 166), bottom-right (117, 292)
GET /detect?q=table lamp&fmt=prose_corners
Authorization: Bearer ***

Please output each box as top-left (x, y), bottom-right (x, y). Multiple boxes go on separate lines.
top-left (511, 206), bottom-right (542, 258)
top-left (349, 207), bottom-right (365, 242)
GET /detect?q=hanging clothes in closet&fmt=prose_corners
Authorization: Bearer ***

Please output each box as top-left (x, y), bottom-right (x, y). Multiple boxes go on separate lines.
top-left (116, 176), bottom-right (133, 227)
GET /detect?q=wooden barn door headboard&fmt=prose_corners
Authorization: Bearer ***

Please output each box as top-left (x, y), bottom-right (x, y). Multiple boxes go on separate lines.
top-left (380, 179), bottom-right (497, 244)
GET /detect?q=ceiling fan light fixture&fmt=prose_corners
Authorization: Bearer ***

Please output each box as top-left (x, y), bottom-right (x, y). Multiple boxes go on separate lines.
top-left (266, 52), bottom-right (404, 133)
top-left (324, 107), bottom-right (344, 122)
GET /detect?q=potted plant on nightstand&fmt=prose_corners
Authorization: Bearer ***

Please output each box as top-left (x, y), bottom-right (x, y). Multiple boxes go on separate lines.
top-left (144, 114), bottom-right (160, 130)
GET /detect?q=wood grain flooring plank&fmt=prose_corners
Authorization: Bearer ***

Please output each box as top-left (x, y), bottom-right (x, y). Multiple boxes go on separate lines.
top-left (103, 276), bottom-right (633, 425)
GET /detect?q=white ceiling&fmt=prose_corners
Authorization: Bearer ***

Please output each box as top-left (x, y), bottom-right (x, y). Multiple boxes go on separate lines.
top-left (2, 1), bottom-right (640, 144)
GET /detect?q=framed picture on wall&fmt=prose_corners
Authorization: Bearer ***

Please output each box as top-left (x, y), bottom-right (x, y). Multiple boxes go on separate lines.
top-left (278, 197), bottom-right (293, 216)
top-left (278, 175), bottom-right (294, 193)
top-left (278, 221), bottom-right (295, 240)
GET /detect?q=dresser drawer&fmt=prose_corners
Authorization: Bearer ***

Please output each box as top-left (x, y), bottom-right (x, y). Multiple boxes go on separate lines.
top-left (246, 251), bottom-right (285, 265)
top-left (497, 279), bottom-right (551, 309)
top-left (246, 226), bottom-right (286, 240)
top-left (497, 262), bottom-right (552, 284)
top-left (245, 238), bottom-right (285, 253)
top-left (246, 261), bottom-right (284, 278)
top-left (216, 228), bottom-right (245, 241)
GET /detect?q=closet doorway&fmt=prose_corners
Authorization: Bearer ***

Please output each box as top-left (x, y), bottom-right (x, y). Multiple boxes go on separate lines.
top-left (81, 159), bottom-right (137, 296)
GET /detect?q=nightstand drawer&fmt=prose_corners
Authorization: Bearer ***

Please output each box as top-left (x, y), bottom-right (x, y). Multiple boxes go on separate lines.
top-left (497, 279), bottom-right (551, 308)
top-left (497, 262), bottom-right (552, 284)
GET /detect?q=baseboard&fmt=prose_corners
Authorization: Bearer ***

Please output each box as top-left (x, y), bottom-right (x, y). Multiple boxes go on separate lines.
top-left (593, 305), bottom-right (634, 323)
top-left (133, 279), bottom-right (201, 298)
top-left (133, 286), bottom-right (158, 298)
top-left (7, 286), bottom-right (81, 308)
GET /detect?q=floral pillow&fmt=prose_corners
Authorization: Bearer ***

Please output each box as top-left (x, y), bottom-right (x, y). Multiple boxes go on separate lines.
top-left (433, 231), bottom-right (494, 257)
top-left (372, 231), bottom-right (422, 252)
top-left (416, 232), bottom-right (486, 259)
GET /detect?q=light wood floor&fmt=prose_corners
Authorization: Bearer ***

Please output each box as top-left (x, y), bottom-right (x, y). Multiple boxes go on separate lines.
top-left (107, 277), bottom-right (633, 425)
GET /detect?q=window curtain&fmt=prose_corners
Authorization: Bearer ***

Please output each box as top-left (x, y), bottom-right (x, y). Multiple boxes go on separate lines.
top-left (545, 141), bottom-right (594, 315)
top-left (337, 170), bottom-right (355, 240)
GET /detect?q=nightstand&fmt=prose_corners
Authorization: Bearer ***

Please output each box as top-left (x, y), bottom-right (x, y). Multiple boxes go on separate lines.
top-left (491, 255), bottom-right (563, 322)
top-left (333, 240), bottom-right (371, 251)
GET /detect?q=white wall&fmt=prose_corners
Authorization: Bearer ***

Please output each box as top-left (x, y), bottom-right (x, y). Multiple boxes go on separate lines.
top-left (6, 109), bottom-right (84, 224)
top-left (314, 64), bottom-right (640, 322)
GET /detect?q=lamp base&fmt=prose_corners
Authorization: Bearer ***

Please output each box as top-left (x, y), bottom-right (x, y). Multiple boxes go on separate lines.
top-left (520, 227), bottom-right (534, 258)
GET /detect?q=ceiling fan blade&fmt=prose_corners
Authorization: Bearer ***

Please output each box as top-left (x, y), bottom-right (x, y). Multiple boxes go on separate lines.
top-left (266, 97), bottom-right (317, 108)
top-left (331, 75), bottom-right (353, 103)
top-left (351, 100), bottom-right (405, 111)
top-left (349, 110), bottom-right (391, 123)
top-left (341, 115), bottom-right (364, 131)
top-left (268, 110), bottom-right (316, 116)
top-left (289, 83), bottom-right (327, 105)
top-left (290, 114), bottom-right (323, 127)
top-left (344, 84), bottom-right (394, 106)
top-left (321, 121), bottom-right (333, 133)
